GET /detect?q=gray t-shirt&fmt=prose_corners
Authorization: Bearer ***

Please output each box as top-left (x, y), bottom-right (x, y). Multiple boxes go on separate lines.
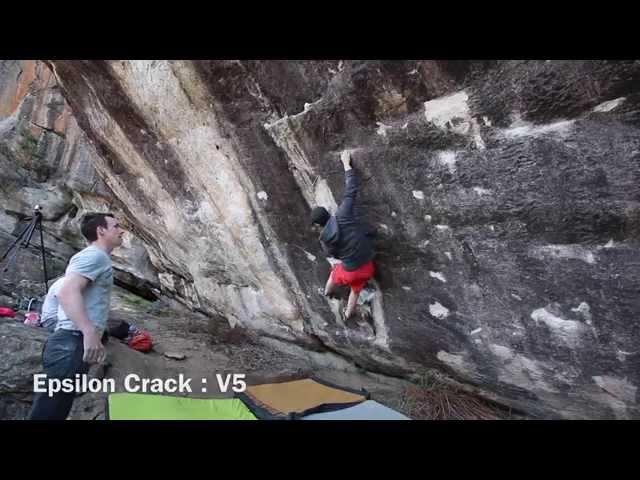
top-left (40, 277), bottom-right (65, 327)
top-left (56, 245), bottom-right (113, 333)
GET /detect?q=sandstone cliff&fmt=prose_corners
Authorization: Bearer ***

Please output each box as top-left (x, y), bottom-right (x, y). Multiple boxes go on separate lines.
top-left (2, 60), bottom-right (640, 419)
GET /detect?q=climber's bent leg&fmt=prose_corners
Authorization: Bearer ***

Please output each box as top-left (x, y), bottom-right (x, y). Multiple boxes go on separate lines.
top-left (340, 261), bottom-right (376, 319)
top-left (345, 288), bottom-right (359, 319)
top-left (324, 272), bottom-right (337, 297)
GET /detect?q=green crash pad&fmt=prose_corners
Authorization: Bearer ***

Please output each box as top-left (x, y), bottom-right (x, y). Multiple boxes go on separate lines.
top-left (107, 393), bottom-right (257, 420)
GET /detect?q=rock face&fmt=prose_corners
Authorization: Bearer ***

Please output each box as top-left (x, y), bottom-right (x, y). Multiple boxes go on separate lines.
top-left (0, 60), bottom-right (159, 301)
top-left (3, 60), bottom-right (640, 419)
top-left (0, 318), bottom-right (47, 419)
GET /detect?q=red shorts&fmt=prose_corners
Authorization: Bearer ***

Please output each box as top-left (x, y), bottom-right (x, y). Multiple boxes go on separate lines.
top-left (330, 261), bottom-right (375, 294)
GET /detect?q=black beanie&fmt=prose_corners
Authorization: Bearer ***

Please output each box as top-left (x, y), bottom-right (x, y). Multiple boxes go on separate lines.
top-left (310, 207), bottom-right (330, 226)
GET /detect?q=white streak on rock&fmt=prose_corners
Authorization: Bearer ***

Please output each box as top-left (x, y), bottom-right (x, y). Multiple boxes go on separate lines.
top-left (616, 351), bottom-right (635, 362)
top-left (438, 151), bottom-right (457, 173)
top-left (412, 190), bottom-right (424, 200)
top-left (376, 122), bottom-right (392, 137)
top-left (429, 302), bottom-right (449, 319)
top-left (473, 187), bottom-right (492, 196)
top-left (502, 119), bottom-right (574, 139)
top-left (533, 244), bottom-right (596, 264)
top-left (424, 91), bottom-right (470, 135)
top-left (593, 97), bottom-right (625, 113)
top-left (429, 271), bottom-right (446, 283)
top-left (531, 308), bottom-right (581, 334)
top-left (471, 118), bottom-right (485, 150)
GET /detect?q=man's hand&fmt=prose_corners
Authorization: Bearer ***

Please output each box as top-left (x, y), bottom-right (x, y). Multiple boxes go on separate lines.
top-left (82, 327), bottom-right (106, 364)
top-left (341, 150), bottom-right (352, 171)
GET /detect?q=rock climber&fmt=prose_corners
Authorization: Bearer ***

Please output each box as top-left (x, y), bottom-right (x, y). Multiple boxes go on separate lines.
top-left (29, 212), bottom-right (125, 420)
top-left (311, 150), bottom-right (375, 320)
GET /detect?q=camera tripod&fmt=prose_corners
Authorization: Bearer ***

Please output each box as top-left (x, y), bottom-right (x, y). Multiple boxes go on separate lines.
top-left (0, 205), bottom-right (49, 296)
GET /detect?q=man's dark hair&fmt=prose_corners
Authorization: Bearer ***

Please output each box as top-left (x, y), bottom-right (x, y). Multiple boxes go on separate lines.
top-left (80, 212), bottom-right (115, 242)
top-left (310, 207), bottom-right (330, 227)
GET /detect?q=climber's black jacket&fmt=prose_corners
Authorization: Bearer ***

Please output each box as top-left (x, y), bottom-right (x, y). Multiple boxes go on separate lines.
top-left (319, 168), bottom-right (375, 270)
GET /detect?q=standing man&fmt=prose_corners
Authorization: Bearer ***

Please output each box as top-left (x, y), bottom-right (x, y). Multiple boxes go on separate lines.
top-left (311, 151), bottom-right (375, 320)
top-left (29, 212), bottom-right (124, 420)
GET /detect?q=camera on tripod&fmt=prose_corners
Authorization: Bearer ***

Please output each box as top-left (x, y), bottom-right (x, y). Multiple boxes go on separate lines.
top-left (0, 204), bottom-right (50, 297)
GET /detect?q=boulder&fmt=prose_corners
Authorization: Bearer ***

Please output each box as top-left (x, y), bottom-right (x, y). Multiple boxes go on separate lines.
top-left (2, 60), bottom-right (638, 418)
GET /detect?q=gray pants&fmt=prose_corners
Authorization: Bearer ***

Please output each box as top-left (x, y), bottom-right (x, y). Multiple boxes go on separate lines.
top-left (28, 329), bottom-right (90, 420)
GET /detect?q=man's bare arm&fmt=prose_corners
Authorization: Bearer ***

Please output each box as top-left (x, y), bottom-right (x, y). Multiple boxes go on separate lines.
top-left (58, 273), bottom-right (105, 363)
top-left (58, 273), bottom-right (92, 332)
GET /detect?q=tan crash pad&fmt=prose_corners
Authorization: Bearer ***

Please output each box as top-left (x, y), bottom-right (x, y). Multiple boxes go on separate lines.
top-left (238, 377), bottom-right (368, 419)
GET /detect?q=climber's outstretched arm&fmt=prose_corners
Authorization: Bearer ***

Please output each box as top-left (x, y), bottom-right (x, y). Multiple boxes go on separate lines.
top-left (336, 150), bottom-right (358, 219)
